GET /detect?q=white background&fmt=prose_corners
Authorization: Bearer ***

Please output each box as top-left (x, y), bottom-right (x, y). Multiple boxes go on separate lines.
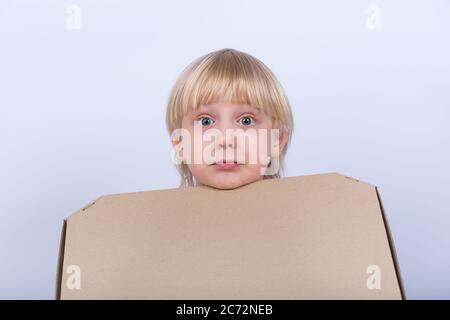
top-left (0, 0), bottom-right (449, 299)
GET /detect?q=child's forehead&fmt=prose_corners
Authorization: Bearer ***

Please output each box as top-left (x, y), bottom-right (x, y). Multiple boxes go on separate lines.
top-left (194, 102), bottom-right (263, 113)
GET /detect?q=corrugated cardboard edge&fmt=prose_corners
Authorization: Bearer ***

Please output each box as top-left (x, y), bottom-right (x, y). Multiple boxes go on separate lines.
top-left (55, 219), bottom-right (67, 300)
top-left (375, 186), bottom-right (407, 300)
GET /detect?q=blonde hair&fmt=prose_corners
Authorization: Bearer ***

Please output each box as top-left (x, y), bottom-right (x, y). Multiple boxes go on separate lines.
top-left (165, 48), bottom-right (294, 187)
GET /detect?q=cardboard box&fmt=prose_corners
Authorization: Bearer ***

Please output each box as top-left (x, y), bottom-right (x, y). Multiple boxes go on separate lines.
top-left (56, 172), bottom-right (405, 299)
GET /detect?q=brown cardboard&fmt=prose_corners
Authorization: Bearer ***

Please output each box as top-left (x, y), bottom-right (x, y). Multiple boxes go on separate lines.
top-left (56, 172), bottom-right (405, 299)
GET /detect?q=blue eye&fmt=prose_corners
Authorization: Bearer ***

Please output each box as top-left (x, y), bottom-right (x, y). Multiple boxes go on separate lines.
top-left (197, 116), bottom-right (214, 127)
top-left (239, 116), bottom-right (255, 126)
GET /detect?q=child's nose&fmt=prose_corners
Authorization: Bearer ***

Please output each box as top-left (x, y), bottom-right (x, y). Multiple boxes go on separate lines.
top-left (218, 142), bottom-right (234, 149)
top-left (217, 130), bottom-right (236, 149)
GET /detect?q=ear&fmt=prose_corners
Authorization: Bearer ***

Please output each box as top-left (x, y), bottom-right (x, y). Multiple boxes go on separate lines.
top-left (278, 130), bottom-right (289, 154)
top-left (171, 134), bottom-right (183, 147)
top-left (171, 135), bottom-right (185, 165)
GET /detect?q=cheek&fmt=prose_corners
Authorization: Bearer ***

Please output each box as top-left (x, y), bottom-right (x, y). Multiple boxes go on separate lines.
top-left (187, 163), bottom-right (207, 179)
top-left (179, 125), bottom-right (199, 164)
top-left (243, 162), bottom-right (266, 179)
top-left (261, 127), bottom-right (278, 158)
top-left (243, 130), bottom-right (272, 164)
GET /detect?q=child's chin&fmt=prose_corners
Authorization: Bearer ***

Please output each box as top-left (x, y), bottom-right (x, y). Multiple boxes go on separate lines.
top-left (212, 183), bottom-right (242, 190)
top-left (206, 175), bottom-right (255, 190)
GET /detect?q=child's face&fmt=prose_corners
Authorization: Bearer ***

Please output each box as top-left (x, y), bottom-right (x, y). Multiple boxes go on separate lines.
top-left (175, 102), bottom-right (287, 189)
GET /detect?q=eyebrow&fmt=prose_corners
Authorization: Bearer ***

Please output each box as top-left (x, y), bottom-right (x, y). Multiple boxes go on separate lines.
top-left (194, 105), bottom-right (212, 113)
top-left (194, 104), bottom-right (262, 115)
top-left (238, 104), bottom-right (261, 113)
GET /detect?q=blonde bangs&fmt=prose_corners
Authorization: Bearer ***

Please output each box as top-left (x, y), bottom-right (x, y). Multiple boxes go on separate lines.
top-left (166, 48), bottom-right (293, 135)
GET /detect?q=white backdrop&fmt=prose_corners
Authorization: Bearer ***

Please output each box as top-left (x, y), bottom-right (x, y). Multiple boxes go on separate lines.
top-left (0, 0), bottom-right (449, 299)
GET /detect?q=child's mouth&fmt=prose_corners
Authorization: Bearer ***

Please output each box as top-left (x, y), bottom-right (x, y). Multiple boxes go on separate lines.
top-left (213, 161), bottom-right (241, 170)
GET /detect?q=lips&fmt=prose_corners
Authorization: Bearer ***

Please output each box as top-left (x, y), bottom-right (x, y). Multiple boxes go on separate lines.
top-left (213, 161), bottom-right (241, 169)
